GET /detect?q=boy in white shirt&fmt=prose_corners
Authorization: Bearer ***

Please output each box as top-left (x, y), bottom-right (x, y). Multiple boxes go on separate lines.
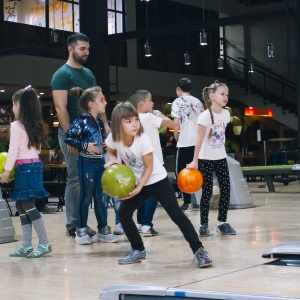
top-left (129, 90), bottom-right (174, 236)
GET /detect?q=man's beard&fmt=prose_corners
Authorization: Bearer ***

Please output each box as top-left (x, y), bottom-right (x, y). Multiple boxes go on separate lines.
top-left (72, 52), bottom-right (88, 65)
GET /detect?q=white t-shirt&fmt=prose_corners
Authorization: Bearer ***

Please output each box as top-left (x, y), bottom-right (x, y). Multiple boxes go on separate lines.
top-left (198, 109), bottom-right (230, 160)
top-left (171, 95), bottom-right (204, 147)
top-left (139, 113), bottom-right (163, 165)
top-left (105, 133), bottom-right (167, 186)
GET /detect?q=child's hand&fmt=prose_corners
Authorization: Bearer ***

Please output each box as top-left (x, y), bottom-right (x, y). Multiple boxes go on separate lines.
top-left (0, 171), bottom-right (11, 183)
top-left (120, 186), bottom-right (141, 200)
top-left (87, 142), bottom-right (101, 154)
top-left (186, 161), bottom-right (198, 170)
top-left (104, 159), bottom-right (121, 169)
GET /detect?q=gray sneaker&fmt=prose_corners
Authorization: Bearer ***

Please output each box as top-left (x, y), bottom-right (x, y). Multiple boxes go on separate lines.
top-left (118, 248), bottom-right (148, 264)
top-left (86, 226), bottom-right (97, 237)
top-left (92, 226), bottom-right (119, 243)
top-left (216, 223), bottom-right (236, 235)
top-left (199, 223), bottom-right (211, 237)
top-left (75, 227), bottom-right (91, 245)
top-left (194, 247), bottom-right (212, 268)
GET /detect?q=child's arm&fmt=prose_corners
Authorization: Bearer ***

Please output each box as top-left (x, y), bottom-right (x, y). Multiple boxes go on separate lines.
top-left (121, 152), bottom-right (153, 200)
top-left (104, 146), bottom-right (121, 168)
top-left (186, 124), bottom-right (206, 169)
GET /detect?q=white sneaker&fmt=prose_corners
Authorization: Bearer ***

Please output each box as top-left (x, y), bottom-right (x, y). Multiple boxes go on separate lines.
top-left (113, 223), bottom-right (124, 235)
top-left (136, 223), bottom-right (142, 232)
top-left (142, 225), bottom-right (159, 237)
top-left (75, 233), bottom-right (91, 245)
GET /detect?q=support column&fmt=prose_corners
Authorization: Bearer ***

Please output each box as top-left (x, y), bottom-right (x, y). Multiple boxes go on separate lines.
top-left (296, 0), bottom-right (300, 163)
top-left (79, 0), bottom-right (112, 117)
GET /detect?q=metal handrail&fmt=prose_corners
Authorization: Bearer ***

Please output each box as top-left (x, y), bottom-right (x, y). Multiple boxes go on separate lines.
top-left (223, 55), bottom-right (296, 111)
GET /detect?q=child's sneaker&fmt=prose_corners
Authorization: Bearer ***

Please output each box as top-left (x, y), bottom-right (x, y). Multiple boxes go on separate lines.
top-left (136, 223), bottom-right (142, 232)
top-left (142, 225), bottom-right (159, 237)
top-left (27, 243), bottom-right (52, 258)
top-left (193, 247), bottom-right (212, 268)
top-left (92, 226), bottom-right (119, 243)
top-left (180, 203), bottom-right (193, 212)
top-left (113, 223), bottom-right (124, 235)
top-left (118, 248), bottom-right (148, 264)
top-left (216, 223), bottom-right (236, 235)
top-left (75, 227), bottom-right (92, 245)
top-left (199, 223), bottom-right (211, 237)
top-left (9, 244), bottom-right (33, 257)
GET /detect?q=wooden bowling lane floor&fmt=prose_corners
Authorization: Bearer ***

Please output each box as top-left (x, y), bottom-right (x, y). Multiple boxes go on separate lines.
top-left (1, 180), bottom-right (300, 300)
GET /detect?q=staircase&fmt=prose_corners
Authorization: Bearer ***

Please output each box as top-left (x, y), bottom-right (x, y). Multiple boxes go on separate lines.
top-left (224, 55), bottom-right (297, 131)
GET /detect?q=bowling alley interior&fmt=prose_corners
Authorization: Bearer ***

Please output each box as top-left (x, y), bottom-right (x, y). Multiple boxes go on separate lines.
top-left (0, 0), bottom-right (300, 299)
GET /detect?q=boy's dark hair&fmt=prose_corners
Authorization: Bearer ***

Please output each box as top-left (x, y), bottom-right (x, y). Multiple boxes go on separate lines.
top-left (129, 90), bottom-right (150, 109)
top-left (111, 102), bottom-right (144, 142)
top-left (12, 88), bottom-right (48, 149)
top-left (176, 78), bottom-right (192, 93)
top-left (67, 33), bottom-right (90, 47)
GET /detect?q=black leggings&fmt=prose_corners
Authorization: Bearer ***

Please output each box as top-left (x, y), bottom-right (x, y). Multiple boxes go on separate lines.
top-left (16, 198), bottom-right (41, 221)
top-left (118, 177), bottom-right (203, 253)
top-left (175, 146), bottom-right (195, 205)
top-left (198, 158), bottom-right (230, 224)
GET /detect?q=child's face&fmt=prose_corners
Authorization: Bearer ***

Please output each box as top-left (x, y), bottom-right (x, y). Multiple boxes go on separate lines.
top-left (92, 92), bottom-right (106, 114)
top-left (143, 93), bottom-right (154, 112)
top-left (12, 100), bottom-right (20, 119)
top-left (121, 116), bottom-right (140, 137)
top-left (210, 86), bottom-right (229, 107)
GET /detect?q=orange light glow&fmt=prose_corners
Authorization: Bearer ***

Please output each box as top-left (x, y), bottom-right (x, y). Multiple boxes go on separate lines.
top-left (244, 107), bottom-right (273, 117)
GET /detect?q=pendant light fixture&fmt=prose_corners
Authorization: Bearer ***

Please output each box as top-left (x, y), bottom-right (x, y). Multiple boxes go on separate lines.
top-left (217, 57), bottom-right (224, 69)
top-left (248, 61), bottom-right (254, 73)
top-left (184, 7), bottom-right (191, 65)
top-left (144, 1), bottom-right (152, 57)
top-left (268, 43), bottom-right (274, 58)
top-left (199, 0), bottom-right (207, 46)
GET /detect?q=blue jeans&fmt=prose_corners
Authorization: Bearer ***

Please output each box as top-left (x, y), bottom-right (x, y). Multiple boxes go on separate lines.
top-left (58, 127), bottom-right (80, 231)
top-left (103, 193), bottom-right (121, 225)
top-left (137, 196), bottom-right (157, 227)
top-left (77, 156), bottom-right (106, 231)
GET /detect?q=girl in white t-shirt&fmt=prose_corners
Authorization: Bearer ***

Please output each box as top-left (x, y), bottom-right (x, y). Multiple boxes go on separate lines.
top-left (187, 81), bottom-right (236, 237)
top-left (105, 102), bottom-right (212, 267)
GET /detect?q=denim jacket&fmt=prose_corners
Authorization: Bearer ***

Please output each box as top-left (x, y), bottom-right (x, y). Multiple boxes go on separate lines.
top-left (65, 113), bottom-right (104, 158)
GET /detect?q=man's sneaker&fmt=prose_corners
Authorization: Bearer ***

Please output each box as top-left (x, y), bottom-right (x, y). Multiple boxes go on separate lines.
top-left (216, 223), bottom-right (236, 235)
top-left (199, 223), bottom-right (211, 237)
top-left (75, 227), bottom-right (91, 245)
top-left (193, 247), bottom-right (212, 268)
top-left (180, 203), bottom-right (193, 212)
top-left (92, 226), bottom-right (119, 243)
top-left (142, 225), bottom-right (159, 237)
top-left (136, 223), bottom-right (142, 232)
top-left (113, 223), bottom-right (124, 235)
top-left (67, 227), bottom-right (76, 238)
top-left (86, 226), bottom-right (97, 237)
top-left (118, 248), bottom-right (148, 264)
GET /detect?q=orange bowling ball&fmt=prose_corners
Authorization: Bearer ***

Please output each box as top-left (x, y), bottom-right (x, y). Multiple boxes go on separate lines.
top-left (177, 168), bottom-right (203, 194)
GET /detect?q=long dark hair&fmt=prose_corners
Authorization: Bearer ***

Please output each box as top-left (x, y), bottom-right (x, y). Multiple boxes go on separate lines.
top-left (12, 87), bottom-right (48, 149)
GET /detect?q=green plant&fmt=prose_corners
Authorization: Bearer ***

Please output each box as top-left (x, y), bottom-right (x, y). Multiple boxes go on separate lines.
top-left (0, 140), bottom-right (9, 152)
top-left (225, 139), bottom-right (241, 152)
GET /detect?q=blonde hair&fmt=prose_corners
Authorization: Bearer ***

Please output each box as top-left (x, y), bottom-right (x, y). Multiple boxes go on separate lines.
top-left (110, 101), bottom-right (144, 142)
top-left (202, 80), bottom-right (228, 139)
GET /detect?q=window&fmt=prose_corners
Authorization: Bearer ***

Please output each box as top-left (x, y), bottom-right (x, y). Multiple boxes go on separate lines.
top-left (107, 0), bottom-right (124, 35)
top-left (3, 0), bottom-right (79, 32)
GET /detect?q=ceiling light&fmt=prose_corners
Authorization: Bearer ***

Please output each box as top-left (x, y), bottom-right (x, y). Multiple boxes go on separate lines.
top-left (184, 51), bottom-right (191, 65)
top-left (144, 40), bottom-right (152, 57)
top-left (218, 57), bottom-right (224, 69)
top-left (268, 43), bottom-right (274, 58)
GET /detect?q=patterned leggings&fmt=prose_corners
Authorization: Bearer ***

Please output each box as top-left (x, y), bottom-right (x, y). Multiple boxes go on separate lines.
top-left (198, 158), bottom-right (230, 224)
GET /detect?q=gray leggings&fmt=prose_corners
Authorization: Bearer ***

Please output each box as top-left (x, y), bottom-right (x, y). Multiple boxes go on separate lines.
top-left (16, 198), bottom-right (41, 221)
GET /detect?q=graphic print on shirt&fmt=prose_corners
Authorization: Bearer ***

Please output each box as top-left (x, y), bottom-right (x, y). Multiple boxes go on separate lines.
top-left (125, 151), bottom-right (144, 170)
top-left (209, 120), bottom-right (226, 149)
top-left (172, 97), bottom-right (203, 123)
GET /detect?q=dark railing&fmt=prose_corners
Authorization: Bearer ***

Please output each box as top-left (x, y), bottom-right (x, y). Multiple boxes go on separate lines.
top-left (224, 55), bottom-right (297, 113)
